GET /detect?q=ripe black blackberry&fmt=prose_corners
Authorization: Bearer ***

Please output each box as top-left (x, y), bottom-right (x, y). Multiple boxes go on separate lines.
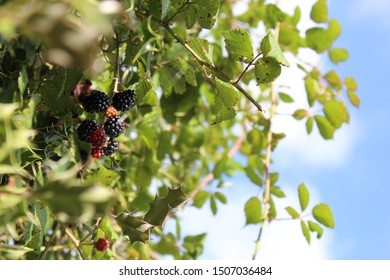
top-left (104, 116), bottom-right (124, 138)
top-left (77, 119), bottom-right (98, 142)
top-left (81, 90), bottom-right (111, 113)
top-left (103, 138), bottom-right (119, 156)
top-left (112, 90), bottom-right (135, 111)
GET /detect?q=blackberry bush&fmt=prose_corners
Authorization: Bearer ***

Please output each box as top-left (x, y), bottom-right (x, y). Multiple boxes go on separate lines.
top-left (104, 116), bottom-right (124, 138)
top-left (77, 119), bottom-right (98, 142)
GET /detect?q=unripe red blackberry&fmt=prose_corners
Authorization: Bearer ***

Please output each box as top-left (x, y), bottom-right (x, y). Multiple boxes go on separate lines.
top-left (104, 116), bottom-right (124, 138)
top-left (112, 90), bottom-right (135, 111)
top-left (82, 90), bottom-right (111, 113)
top-left (91, 147), bottom-right (104, 159)
top-left (77, 119), bottom-right (98, 142)
top-left (102, 138), bottom-right (119, 156)
top-left (90, 130), bottom-right (107, 148)
top-left (95, 238), bottom-right (110, 252)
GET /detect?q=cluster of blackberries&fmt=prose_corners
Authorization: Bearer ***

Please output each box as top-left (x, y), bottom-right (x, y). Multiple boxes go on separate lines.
top-left (73, 80), bottom-right (136, 159)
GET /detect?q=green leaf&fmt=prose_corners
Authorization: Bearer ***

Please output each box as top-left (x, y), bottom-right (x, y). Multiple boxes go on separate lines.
top-left (304, 75), bottom-right (319, 107)
top-left (260, 31), bottom-right (290, 66)
top-left (308, 221), bottom-right (324, 239)
top-left (192, 190), bottom-right (210, 208)
top-left (215, 79), bottom-right (239, 108)
top-left (270, 186), bottom-right (286, 198)
top-left (324, 70), bottom-right (343, 89)
top-left (285, 206), bottom-right (300, 219)
top-left (212, 107), bottom-right (236, 124)
top-left (301, 220), bottom-right (311, 244)
top-left (214, 192), bottom-right (227, 204)
top-left (135, 79), bottom-right (152, 104)
top-left (293, 109), bottom-right (308, 120)
top-left (347, 90), bottom-right (360, 108)
top-left (187, 38), bottom-right (214, 65)
top-left (312, 203), bottom-right (335, 228)
top-left (279, 92), bottom-right (294, 103)
top-left (298, 183), bottom-right (310, 211)
top-left (197, 0), bottom-right (220, 29)
top-left (244, 197), bottom-right (262, 225)
top-left (324, 100), bottom-right (350, 128)
top-left (183, 233), bottom-right (206, 259)
top-left (310, 0), bottom-right (328, 23)
top-left (244, 166), bottom-right (263, 186)
top-left (210, 196), bottom-right (217, 215)
top-left (137, 122), bottom-right (158, 149)
top-left (116, 213), bottom-right (152, 243)
top-left (328, 19), bottom-right (342, 40)
top-left (328, 48), bottom-right (349, 64)
top-left (255, 57), bottom-right (281, 84)
top-left (221, 28), bottom-right (254, 63)
top-left (306, 117), bottom-right (314, 134)
top-left (162, 0), bottom-right (171, 20)
top-left (345, 77), bottom-right (358, 91)
top-left (306, 27), bottom-right (333, 53)
top-left (314, 115), bottom-right (335, 139)
top-left (185, 4), bottom-right (198, 29)
top-left (144, 188), bottom-right (187, 226)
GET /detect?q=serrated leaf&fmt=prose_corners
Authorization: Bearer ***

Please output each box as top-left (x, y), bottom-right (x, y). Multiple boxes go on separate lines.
top-left (293, 109), bottom-right (308, 120)
top-left (328, 48), bottom-right (349, 64)
top-left (312, 203), bottom-right (335, 228)
top-left (116, 213), bottom-right (152, 243)
top-left (308, 221), bottom-right (324, 239)
top-left (187, 38), bottom-right (214, 65)
top-left (260, 31), bottom-right (290, 66)
top-left (306, 117), bottom-right (314, 134)
top-left (144, 188), bottom-right (187, 226)
top-left (324, 100), bottom-right (350, 128)
top-left (347, 90), bottom-right (360, 108)
top-left (221, 28), bottom-right (254, 63)
top-left (310, 0), bottom-right (328, 23)
top-left (306, 27), bottom-right (333, 53)
top-left (285, 206), bottom-right (300, 219)
top-left (197, 0), bottom-right (220, 29)
top-left (298, 183), bottom-right (310, 211)
top-left (314, 115), bottom-right (335, 139)
top-left (255, 57), bottom-right (281, 84)
top-left (301, 220), bottom-right (311, 244)
top-left (304, 75), bottom-right (319, 107)
top-left (186, 4), bottom-right (198, 29)
top-left (212, 107), bottom-right (236, 124)
top-left (244, 197), bottom-right (262, 225)
top-left (136, 79), bottom-right (152, 103)
top-left (192, 190), bottom-right (210, 208)
top-left (279, 92), bottom-right (294, 103)
top-left (215, 79), bottom-right (239, 108)
top-left (214, 192), bottom-right (227, 204)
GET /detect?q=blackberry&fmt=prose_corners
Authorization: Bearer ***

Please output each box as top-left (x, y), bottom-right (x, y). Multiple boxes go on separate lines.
top-left (95, 238), bottom-right (110, 252)
top-left (103, 138), bottom-right (119, 156)
top-left (81, 90), bottom-right (111, 113)
top-left (91, 147), bottom-right (103, 159)
top-left (90, 130), bottom-right (107, 148)
top-left (104, 116), bottom-right (124, 138)
top-left (112, 90), bottom-right (135, 111)
top-left (105, 106), bottom-right (118, 118)
top-left (77, 119), bottom-right (98, 142)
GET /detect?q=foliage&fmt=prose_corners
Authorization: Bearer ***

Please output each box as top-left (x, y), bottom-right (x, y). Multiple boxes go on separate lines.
top-left (0, 0), bottom-right (357, 260)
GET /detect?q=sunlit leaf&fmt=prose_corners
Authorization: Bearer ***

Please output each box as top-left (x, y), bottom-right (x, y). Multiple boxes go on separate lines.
top-left (312, 203), bottom-right (335, 228)
top-left (244, 197), bottom-right (262, 225)
top-left (286, 206), bottom-right (299, 219)
top-left (310, 0), bottom-right (328, 23)
top-left (314, 115), bottom-right (335, 139)
top-left (298, 183), bottom-right (309, 211)
top-left (301, 220), bottom-right (311, 244)
top-left (261, 31), bottom-right (290, 66)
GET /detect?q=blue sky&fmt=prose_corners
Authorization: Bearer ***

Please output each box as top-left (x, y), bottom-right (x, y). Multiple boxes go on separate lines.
top-left (165, 0), bottom-right (390, 260)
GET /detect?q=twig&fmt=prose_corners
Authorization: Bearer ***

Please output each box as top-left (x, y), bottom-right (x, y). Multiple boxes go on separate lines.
top-left (114, 31), bottom-right (121, 93)
top-left (64, 226), bottom-right (86, 260)
top-left (39, 222), bottom-right (60, 260)
top-left (233, 53), bottom-right (262, 85)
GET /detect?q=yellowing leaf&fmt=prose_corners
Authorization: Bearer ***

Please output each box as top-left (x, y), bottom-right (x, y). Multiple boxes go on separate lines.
top-left (310, 0), bottom-right (328, 23)
top-left (312, 203), bottom-right (335, 228)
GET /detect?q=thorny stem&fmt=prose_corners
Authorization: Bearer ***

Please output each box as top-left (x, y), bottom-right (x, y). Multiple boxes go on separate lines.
top-left (158, 20), bottom-right (264, 112)
top-left (252, 21), bottom-right (281, 260)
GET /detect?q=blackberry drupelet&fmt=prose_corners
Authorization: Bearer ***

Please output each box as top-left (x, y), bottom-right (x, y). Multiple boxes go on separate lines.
top-left (77, 119), bottom-right (98, 142)
top-left (81, 90), bottom-right (111, 113)
top-left (104, 116), bottom-right (124, 138)
top-left (103, 138), bottom-right (119, 156)
top-left (112, 90), bottom-right (135, 111)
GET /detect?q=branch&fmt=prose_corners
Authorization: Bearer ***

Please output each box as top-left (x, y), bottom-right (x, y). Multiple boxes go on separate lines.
top-left (114, 31), bottom-right (121, 93)
top-left (64, 226), bottom-right (86, 260)
top-left (158, 20), bottom-right (264, 112)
